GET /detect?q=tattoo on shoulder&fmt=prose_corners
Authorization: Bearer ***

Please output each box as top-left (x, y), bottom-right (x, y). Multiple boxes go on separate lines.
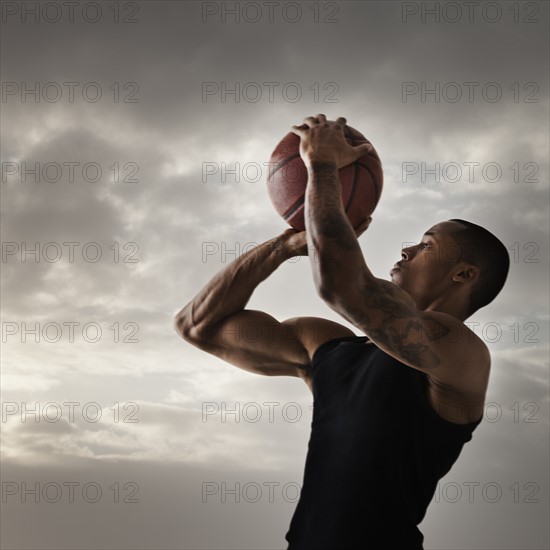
top-left (338, 279), bottom-right (451, 370)
top-left (365, 325), bottom-right (442, 370)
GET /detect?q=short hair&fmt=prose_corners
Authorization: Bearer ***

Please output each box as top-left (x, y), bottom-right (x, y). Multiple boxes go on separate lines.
top-left (448, 219), bottom-right (510, 315)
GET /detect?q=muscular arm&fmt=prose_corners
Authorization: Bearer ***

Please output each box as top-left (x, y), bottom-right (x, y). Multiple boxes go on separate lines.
top-left (174, 232), bottom-right (294, 340)
top-left (173, 230), bottom-right (354, 383)
top-left (304, 161), bottom-right (489, 386)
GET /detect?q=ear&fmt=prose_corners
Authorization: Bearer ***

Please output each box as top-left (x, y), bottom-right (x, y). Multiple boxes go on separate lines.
top-left (452, 263), bottom-right (480, 284)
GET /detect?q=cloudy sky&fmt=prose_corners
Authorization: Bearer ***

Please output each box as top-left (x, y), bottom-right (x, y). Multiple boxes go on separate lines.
top-left (1, 1), bottom-right (548, 548)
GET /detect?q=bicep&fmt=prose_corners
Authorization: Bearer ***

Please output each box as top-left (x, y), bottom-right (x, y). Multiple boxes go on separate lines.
top-left (183, 309), bottom-right (310, 378)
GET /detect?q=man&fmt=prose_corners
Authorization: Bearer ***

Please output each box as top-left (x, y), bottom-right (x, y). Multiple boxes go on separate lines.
top-left (174, 115), bottom-right (510, 549)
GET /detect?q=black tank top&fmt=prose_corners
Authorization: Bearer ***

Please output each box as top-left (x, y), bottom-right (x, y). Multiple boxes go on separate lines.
top-left (285, 336), bottom-right (483, 550)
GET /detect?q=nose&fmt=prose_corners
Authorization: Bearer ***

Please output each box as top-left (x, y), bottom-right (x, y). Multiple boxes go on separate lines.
top-left (401, 244), bottom-right (417, 261)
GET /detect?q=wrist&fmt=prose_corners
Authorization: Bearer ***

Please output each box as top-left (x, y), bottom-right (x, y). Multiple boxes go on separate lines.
top-left (270, 232), bottom-right (298, 260)
top-left (304, 157), bottom-right (338, 170)
top-left (276, 230), bottom-right (307, 258)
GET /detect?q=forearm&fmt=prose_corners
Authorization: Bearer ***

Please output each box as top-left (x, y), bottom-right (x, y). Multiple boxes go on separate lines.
top-left (175, 233), bottom-right (293, 336)
top-left (304, 161), bottom-right (368, 298)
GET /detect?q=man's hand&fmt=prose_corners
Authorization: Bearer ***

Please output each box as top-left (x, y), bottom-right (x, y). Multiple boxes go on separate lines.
top-left (280, 216), bottom-right (373, 257)
top-left (290, 114), bottom-right (372, 169)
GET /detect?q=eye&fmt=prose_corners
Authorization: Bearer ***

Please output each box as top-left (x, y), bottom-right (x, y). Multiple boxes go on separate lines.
top-left (420, 242), bottom-right (430, 249)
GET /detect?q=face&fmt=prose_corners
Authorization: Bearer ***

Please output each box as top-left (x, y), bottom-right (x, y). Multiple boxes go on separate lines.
top-left (390, 221), bottom-right (467, 309)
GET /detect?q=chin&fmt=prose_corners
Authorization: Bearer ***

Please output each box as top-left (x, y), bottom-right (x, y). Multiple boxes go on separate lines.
top-left (390, 272), bottom-right (403, 286)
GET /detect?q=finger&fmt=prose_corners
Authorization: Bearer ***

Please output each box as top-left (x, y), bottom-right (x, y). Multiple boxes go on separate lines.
top-left (355, 142), bottom-right (373, 156)
top-left (303, 116), bottom-right (319, 126)
top-left (355, 216), bottom-right (372, 236)
top-left (335, 117), bottom-right (347, 127)
top-left (290, 124), bottom-right (306, 136)
top-left (315, 113), bottom-right (327, 123)
top-left (355, 219), bottom-right (368, 233)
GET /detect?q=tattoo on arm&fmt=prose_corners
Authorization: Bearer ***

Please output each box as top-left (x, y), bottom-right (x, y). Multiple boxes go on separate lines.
top-left (319, 210), bottom-right (358, 251)
top-left (307, 163), bottom-right (451, 370)
top-left (338, 278), bottom-right (450, 370)
top-left (307, 162), bottom-right (359, 253)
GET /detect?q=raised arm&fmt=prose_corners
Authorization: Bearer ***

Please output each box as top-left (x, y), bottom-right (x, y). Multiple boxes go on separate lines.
top-left (174, 230), bottom-right (355, 385)
top-left (291, 115), bottom-right (490, 391)
top-left (175, 230), bottom-right (296, 339)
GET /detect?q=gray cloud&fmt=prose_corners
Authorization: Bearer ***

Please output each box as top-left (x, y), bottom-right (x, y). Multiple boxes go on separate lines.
top-left (2, 1), bottom-right (548, 548)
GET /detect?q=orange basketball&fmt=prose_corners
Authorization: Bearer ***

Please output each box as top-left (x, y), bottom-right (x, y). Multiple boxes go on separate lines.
top-left (266, 124), bottom-right (383, 231)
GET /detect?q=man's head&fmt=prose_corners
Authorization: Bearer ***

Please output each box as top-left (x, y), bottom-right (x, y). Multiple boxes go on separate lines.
top-left (390, 220), bottom-right (509, 319)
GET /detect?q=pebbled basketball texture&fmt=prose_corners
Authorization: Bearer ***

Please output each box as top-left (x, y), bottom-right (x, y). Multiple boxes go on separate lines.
top-left (266, 125), bottom-right (383, 231)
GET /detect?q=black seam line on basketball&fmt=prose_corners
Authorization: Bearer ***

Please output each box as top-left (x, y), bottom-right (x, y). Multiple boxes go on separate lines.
top-left (357, 162), bottom-right (382, 205)
top-left (283, 196), bottom-right (304, 221)
top-left (269, 153), bottom-right (301, 179)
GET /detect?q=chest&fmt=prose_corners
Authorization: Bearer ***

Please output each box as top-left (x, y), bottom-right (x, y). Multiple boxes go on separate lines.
top-left (311, 345), bottom-right (484, 426)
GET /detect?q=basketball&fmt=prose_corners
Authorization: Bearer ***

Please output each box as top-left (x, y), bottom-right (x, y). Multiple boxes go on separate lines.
top-left (266, 124), bottom-right (383, 231)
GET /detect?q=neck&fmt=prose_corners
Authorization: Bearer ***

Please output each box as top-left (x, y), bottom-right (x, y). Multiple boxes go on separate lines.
top-left (417, 292), bottom-right (471, 322)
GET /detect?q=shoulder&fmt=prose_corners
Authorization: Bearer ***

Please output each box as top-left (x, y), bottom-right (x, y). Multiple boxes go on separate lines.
top-left (425, 311), bottom-right (490, 359)
top-left (422, 310), bottom-right (491, 392)
top-left (282, 316), bottom-right (357, 392)
top-left (282, 316), bottom-right (357, 362)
